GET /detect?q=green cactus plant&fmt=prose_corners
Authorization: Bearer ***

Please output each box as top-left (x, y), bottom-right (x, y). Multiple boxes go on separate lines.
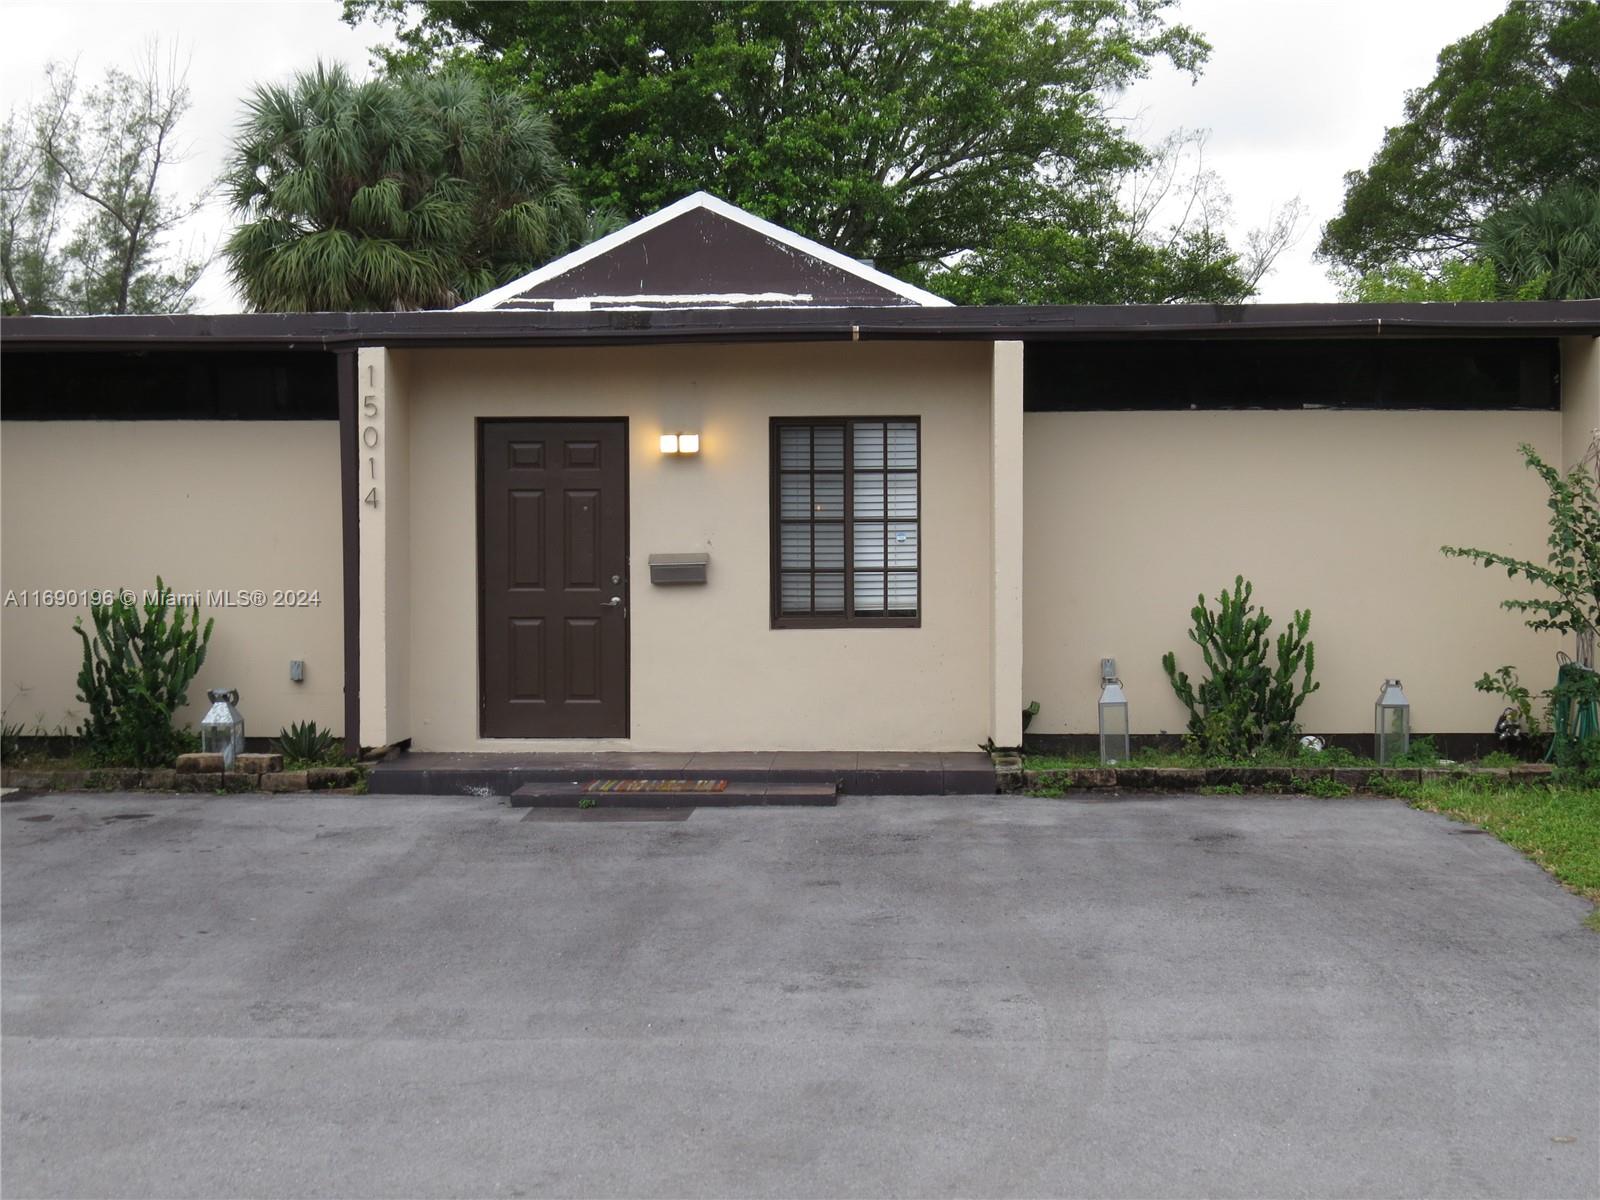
top-left (1162, 576), bottom-right (1319, 758)
top-left (73, 578), bottom-right (214, 766)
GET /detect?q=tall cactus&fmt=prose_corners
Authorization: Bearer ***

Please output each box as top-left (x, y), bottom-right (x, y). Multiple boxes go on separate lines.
top-left (1266, 608), bottom-right (1318, 741)
top-left (1162, 576), bottom-right (1319, 757)
top-left (73, 577), bottom-right (214, 766)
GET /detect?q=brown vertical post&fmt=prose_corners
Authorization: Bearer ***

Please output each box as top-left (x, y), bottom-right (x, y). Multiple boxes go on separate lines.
top-left (336, 347), bottom-right (361, 758)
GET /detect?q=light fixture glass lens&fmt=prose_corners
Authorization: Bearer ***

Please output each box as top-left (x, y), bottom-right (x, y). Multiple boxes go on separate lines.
top-left (679, 433), bottom-right (700, 453)
top-left (659, 433), bottom-right (679, 454)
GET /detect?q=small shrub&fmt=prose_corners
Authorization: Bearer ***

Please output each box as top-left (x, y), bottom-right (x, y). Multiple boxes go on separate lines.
top-left (1548, 663), bottom-right (1600, 786)
top-left (0, 719), bottom-right (23, 763)
top-left (272, 720), bottom-right (343, 768)
top-left (73, 578), bottom-right (213, 767)
top-left (1554, 734), bottom-right (1600, 789)
top-left (1474, 665), bottom-right (1547, 739)
top-left (1302, 744), bottom-right (1369, 768)
top-left (1391, 735), bottom-right (1442, 768)
top-left (1304, 776), bottom-right (1354, 799)
top-left (1162, 576), bottom-right (1319, 759)
top-left (1478, 750), bottom-right (1521, 768)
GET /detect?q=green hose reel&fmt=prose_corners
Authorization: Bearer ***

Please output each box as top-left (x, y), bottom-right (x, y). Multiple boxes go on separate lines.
top-left (1545, 661), bottom-right (1600, 762)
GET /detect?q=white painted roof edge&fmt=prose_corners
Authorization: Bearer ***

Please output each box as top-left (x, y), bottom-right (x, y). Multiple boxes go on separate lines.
top-left (454, 191), bottom-right (954, 311)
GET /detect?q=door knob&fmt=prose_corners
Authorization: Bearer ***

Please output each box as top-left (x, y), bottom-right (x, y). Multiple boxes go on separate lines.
top-left (602, 596), bottom-right (623, 608)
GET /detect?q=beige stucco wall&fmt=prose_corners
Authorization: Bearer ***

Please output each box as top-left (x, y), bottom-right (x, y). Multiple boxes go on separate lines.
top-left (1562, 336), bottom-right (1599, 470)
top-left (394, 341), bottom-right (996, 752)
top-left (1023, 409), bottom-right (1562, 737)
top-left (0, 421), bottom-right (344, 738)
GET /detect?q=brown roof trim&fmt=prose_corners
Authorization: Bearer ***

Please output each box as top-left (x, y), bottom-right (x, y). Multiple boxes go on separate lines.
top-left (3, 301), bottom-right (1598, 351)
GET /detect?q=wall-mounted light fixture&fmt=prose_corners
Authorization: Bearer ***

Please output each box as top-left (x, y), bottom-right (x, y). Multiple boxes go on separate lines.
top-left (659, 433), bottom-right (700, 455)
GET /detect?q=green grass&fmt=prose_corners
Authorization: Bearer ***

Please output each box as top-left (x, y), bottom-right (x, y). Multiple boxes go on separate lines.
top-left (1024, 744), bottom-right (1378, 771)
top-left (1022, 738), bottom-right (1539, 773)
top-left (1023, 752), bottom-right (1104, 770)
top-left (1304, 776), bottom-right (1354, 798)
top-left (1, 746), bottom-right (97, 770)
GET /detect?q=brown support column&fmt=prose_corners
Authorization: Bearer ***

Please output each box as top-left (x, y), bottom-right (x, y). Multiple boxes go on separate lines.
top-left (337, 347), bottom-right (361, 757)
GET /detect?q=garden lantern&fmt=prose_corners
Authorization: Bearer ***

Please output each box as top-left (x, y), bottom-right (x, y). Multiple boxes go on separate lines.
top-left (1099, 678), bottom-right (1130, 764)
top-left (200, 688), bottom-right (244, 767)
top-left (1375, 679), bottom-right (1410, 765)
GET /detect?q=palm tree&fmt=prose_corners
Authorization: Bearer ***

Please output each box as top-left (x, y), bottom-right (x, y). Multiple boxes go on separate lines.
top-left (1478, 184), bottom-right (1600, 301)
top-left (223, 64), bottom-right (588, 311)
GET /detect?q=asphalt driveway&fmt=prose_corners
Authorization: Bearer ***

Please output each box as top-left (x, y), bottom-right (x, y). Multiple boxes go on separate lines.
top-left (2, 791), bottom-right (1595, 1199)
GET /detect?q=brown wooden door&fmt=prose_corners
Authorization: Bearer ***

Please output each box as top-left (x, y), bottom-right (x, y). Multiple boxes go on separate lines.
top-left (479, 420), bottom-right (629, 738)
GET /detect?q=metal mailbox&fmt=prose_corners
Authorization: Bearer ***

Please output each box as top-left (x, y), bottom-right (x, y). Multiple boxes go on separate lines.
top-left (648, 553), bottom-right (710, 585)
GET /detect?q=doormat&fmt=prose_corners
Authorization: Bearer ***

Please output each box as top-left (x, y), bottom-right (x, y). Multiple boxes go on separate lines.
top-left (584, 778), bottom-right (729, 793)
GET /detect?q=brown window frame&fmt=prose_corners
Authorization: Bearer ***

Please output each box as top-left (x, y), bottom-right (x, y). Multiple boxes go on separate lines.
top-left (769, 416), bottom-right (922, 630)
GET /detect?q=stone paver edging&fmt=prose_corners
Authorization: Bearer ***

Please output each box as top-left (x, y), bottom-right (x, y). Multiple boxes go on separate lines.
top-left (1, 759), bottom-right (361, 794)
top-left (1015, 762), bottom-right (1555, 793)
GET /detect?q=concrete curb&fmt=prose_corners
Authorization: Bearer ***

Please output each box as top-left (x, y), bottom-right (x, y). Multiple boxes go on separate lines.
top-left (0, 765), bottom-right (361, 793)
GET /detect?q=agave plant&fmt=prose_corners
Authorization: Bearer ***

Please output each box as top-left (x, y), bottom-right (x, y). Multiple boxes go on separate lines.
top-left (273, 720), bottom-right (342, 767)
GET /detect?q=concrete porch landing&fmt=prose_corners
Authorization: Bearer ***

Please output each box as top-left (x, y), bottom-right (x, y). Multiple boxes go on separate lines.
top-left (367, 751), bottom-right (996, 798)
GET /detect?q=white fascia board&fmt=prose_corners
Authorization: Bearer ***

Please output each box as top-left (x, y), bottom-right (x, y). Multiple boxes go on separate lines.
top-left (454, 191), bottom-right (954, 311)
top-left (542, 292), bottom-right (816, 311)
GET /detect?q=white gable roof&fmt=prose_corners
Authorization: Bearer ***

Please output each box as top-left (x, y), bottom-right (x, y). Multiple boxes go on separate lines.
top-left (457, 191), bottom-right (952, 311)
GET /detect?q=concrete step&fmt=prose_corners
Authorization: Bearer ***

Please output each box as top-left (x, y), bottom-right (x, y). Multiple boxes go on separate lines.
top-left (510, 780), bottom-right (838, 808)
top-left (367, 752), bottom-right (994, 798)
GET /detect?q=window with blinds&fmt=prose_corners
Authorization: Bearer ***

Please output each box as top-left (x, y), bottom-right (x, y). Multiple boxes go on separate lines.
top-left (771, 418), bottom-right (920, 627)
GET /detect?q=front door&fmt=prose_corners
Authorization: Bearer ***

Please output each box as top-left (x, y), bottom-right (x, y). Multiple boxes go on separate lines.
top-left (479, 419), bottom-right (629, 737)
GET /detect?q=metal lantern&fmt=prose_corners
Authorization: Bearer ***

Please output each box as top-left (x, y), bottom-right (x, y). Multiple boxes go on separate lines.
top-left (1099, 678), bottom-right (1130, 765)
top-left (1375, 679), bottom-right (1410, 765)
top-left (200, 688), bottom-right (245, 767)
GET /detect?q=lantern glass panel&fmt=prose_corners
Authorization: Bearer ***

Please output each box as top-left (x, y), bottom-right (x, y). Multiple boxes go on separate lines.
top-left (200, 688), bottom-right (245, 767)
top-left (1099, 681), bottom-right (1130, 764)
top-left (1374, 679), bottom-right (1410, 765)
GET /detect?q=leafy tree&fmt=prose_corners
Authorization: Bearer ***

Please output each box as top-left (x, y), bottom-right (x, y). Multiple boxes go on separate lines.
top-left (1340, 186), bottom-right (1600, 302)
top-left (923, 217), bottom-right (1246, 305)
top-left (1479, 184), bottom-right (1600, 301)
top-left (345, 0), bottom-right (1270, 302)
top-left (1, 46), bottom-right (206, 315)
top-left (923, 130), bottom-right (1304, 303)
top-left (0, 111), bottom-right (68, 313)
top-left (223, 65), bottom-right (592, 311)
top-left (1319, 1), bottom-right (1600, 277)
top-left (1338, 259), bottom-right (1508, 303)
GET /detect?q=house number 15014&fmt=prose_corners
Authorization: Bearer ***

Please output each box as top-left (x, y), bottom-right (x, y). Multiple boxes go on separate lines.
top-left (362, 374), bottom-right (380, 507)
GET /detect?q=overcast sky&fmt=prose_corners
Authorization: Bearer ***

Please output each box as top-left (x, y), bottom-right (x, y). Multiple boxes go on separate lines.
top-left (1, 0), bottom-right (1508, 310)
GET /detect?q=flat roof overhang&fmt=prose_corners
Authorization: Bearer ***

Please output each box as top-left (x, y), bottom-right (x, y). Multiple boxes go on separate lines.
top-left (3, 300), bottom-right (1599, 353)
